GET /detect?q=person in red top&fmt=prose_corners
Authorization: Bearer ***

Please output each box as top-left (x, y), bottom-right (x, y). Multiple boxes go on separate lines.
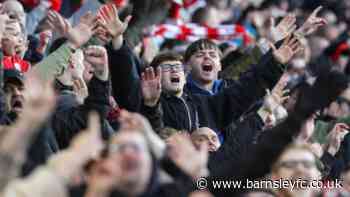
top-left (2, 19), bottom-right (31, 72)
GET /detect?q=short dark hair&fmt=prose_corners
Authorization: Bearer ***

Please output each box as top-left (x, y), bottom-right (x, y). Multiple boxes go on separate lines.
top-left (149, 52), bottom-right (183, 69)
top-left (184, 39), bottom-right (221, 62)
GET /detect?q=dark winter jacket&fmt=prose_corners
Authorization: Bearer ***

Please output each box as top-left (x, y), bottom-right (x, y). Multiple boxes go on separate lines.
top-left (52, 76), bottom-right (114, 150)
top-left (207, 71), bottom-right (349, 196)
top-left (142, 50), bottom-right (285, 134)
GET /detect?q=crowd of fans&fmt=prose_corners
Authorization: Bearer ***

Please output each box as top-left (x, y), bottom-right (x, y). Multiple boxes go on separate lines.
top-left (1, 0), bottom-right (350, 196)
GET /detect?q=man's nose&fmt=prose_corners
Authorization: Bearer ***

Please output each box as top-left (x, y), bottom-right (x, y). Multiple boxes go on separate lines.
top-left (13, 87), bottom-right (22, 96)
top-left (204, 52), bottom-right (211, 59)
top-left (294, 163), bottom-right (308, 173)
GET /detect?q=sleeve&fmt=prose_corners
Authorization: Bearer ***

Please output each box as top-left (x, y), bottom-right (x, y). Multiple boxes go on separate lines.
top-left (52, 77), bottom-right (112, 149)
top-left (208, 113), bottom-right (264, 176)
top-left (320, 152), bottom-right (336, 179)
top-left (32, 43), bottom-right (73, 81)
top-left (207, 71), bottom-right (348, 196)
top-left (140, 102), bottom-right (164, 133)
top-left (207, 51), bottom-right (285, 130)
top-left (24, 36), bottom-right (44, 64)
top-left (159, 156), bottom-right (196, 194)
top-left (25, 2), bottom-right (51, 35)
top-left (107, 42), bottom-right (142, 112)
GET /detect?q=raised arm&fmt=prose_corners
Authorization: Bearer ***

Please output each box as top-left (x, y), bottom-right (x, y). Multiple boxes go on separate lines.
top-left (206, 36), bottom-right (303, 130)
top-left (33, 11), bottom-right (102, 81)
top-left (208, 71), bottom-right (349, 196)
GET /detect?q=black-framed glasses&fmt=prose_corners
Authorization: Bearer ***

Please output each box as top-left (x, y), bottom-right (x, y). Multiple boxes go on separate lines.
top-left (159, 64), bottom-right (184, 72)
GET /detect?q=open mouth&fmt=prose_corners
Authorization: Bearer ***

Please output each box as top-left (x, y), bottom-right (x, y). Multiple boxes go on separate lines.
top-left (123, 160), bottom-right (140, 171)
top-left (202, 64), bottom-right (213, 72)
top-left (170, 76), bottom-right (180, 83)
top-left (12, 100), bottom-right (23, 109)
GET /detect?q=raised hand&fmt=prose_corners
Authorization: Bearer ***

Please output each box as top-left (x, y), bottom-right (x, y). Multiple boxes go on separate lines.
top-left (296, 6), bottom-right (327, 37)
top-left (260, 74), bottom-right (289, 126)
top-left (73, 78), bottom-right (88, 105)
top-left (141, 67), bottom-right (162, 107)
top-left (47, 11), bottom-right (70, 37)
top-left (47, 11), bottom-right (102, 49)
top-left (0, 5), bottom-right (9, 46)
top-left (70, 49), bottom-right (85, 79)
top-left (84, 45), bottom-right (109, 81)
top-left (118, 110), bottom-right (166, 159)
top-left (70, 12), bottom-right (104, 49)
top-left (167, 133), bottom-right (209, 180)
top-left (71, 112), bottom-right (104, 161)
top-left (270, 73), bottom-right (290, 105)
top-left (271, 35), bottom-right (304, 64)
top-left (37, 30), bottom-right (52, 54)
top-left (98, 3), bottom-right (132, 38)
top-left (268, 14), bottom-right (297, 43)
top-left (325, 123), bottom-right (349, 156)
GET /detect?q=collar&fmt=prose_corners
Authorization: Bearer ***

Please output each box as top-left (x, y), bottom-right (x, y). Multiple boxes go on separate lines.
top-left (54, 79), bottom-right (74, 93)
top-left (162, 90), bottom-right (191, 100)
top-left (186, 74), bottom-right (223, 96)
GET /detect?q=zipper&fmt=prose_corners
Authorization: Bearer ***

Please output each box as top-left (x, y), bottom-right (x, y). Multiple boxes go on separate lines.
top-left (178, 96), bottom-right (192, 131)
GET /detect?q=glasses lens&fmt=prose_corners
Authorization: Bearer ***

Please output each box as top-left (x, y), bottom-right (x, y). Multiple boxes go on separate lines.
top-left (160, 64), bottom-right (183, 71)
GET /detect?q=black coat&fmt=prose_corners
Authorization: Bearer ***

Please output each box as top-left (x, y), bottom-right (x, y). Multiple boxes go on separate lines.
top-left (207, 71), bottom-right (349, 196)
top-left (208, 113), bottom-right (264, 175)
top-left (52, 77), bottom-right (114, 150)
top-left (142, 51), bottom-right (285, 133)
top-left (108, 156), bottom-right (195, 197)
top-left (107, 42), bottom-right (142, 113)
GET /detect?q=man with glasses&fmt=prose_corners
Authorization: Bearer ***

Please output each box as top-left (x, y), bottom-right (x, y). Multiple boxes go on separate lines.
top-left (141, 36), bottom-right (301, 136)
top-left (270, 144), bottom-right (321, 197)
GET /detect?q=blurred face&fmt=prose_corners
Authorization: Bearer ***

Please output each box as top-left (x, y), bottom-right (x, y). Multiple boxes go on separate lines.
top-left (191, 127), bottom-right (221, 152)
top-left (272, 148), bottom-right (320, 191)
top-left (4, 80), bottom-right (24, 114)
top-left (108, 131), bottom-right (152, 195)
top-left (159, 60), bottom-right (186, 95)
top-left (2, 0), bottom-right (26, 26)
top-left (16, 34), bottom-right (28, 58)
top-left (87, 156), bottom-right (121, 190)
top-left (243, 191), bottom-right (275, 197)
top-left (2, 21), bottom-right (22, 56)
top-left (188, 48), bottom-right (221, 85)
top-left (189, 191), bottom-right (214, 197)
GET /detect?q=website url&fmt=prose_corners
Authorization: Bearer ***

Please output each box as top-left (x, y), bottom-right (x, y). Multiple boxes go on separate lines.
top-left (196, 178), bottom-right (342, 191)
